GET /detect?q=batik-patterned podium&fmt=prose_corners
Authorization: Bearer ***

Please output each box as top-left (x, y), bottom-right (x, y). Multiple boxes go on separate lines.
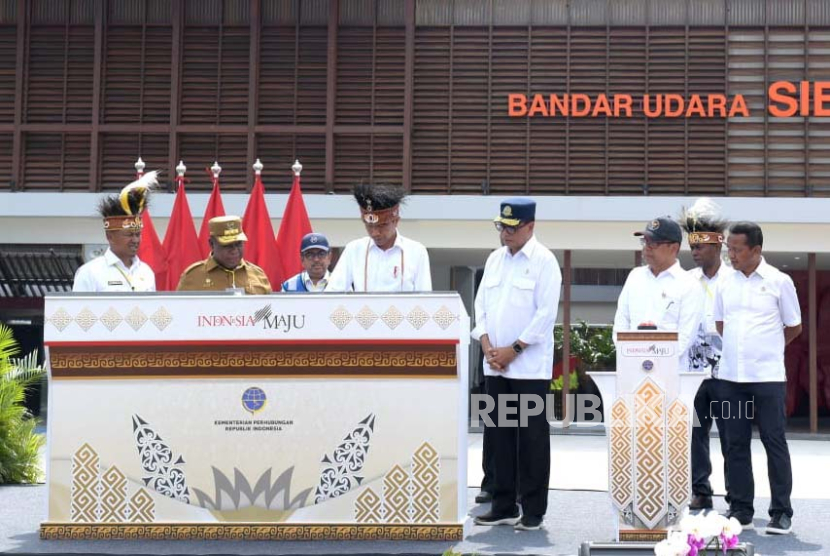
top-left (40, 292), bottom-right (469, 541)
top-left (588, 331), bottom-right (705, 543)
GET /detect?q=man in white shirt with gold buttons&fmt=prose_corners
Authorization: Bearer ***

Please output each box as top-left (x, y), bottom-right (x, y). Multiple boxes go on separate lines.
top-left (72, 173), bottom-right (157, 293)
top-left (327, 183), bottom-right (431, 292)
top-left (715, 221), bottom-right (801, 535)
top-left (613, 216), bottom-right (703, 370)
top-left (471, 198), bottom-right (561, 532)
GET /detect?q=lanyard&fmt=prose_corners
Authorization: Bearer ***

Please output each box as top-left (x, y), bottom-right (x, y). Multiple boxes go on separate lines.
top-left (114, 265), bottom-right (135, 291)
top-left (364, 239), bottom-right (404, 291)
top-left (700, 271), bottom-right (717, 299)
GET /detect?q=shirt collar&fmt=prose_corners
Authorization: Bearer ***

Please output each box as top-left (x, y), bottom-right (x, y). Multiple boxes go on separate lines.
top-left (505, 235), bottom-right (538, 260)
top-left (752, 256), bottom-right (773, 279)
top-left (206, 255), bottom-right (247, 272)
top-left (369, 231), bottom-right (404, 253)
top-left (651, 259), bottom-right (684, 279)
top-left (303, 270), bottom-right (330, 287)
top-left (692, 262), bottom-right (727, 282)
top-left (104, 248), bottom-right (139, 271)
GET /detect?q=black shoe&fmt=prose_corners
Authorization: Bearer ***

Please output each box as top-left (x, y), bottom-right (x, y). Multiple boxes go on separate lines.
top-left (766, 513), bottom-right (792, 535)
top-left (475, 490), bottom-right (493, 504)
top-left (474, 510), bottom-right (520, 526)
top-left (726, 510), bottom-right (754, 530)
top-left (514, 515), bottom-right (543, 531)
top-left (689, 495), bottom-right (713, 511)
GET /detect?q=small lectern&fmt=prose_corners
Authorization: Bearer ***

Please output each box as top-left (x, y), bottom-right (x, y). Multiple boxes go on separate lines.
top-left (588, 331), bottom-right (706, 543)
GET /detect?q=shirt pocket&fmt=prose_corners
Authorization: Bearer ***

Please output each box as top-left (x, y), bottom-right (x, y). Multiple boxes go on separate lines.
top-left (751, 287), bottom-right (779, 316)
top-left (511, 277), bottom-right (536, 308)
top-left (480, 275), bottom-right (500, 303)
top-left (659, 292), bottom-right (682, 329)
top-left (484, 275), bottom-right (501, 291)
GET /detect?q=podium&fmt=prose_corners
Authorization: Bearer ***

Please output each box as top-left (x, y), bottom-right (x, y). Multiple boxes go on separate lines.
top-left (588, 331), bottom-right (705, 543)
top-left (40, 292), bottom-right (469, 541)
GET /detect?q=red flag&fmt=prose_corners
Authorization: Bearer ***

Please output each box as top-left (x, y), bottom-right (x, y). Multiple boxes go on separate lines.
top-left (137, 210), bottom-right (169, 291)
top-left (163, 177), bottom-right (202, 290)
top-left (198, 169), bottom-right (226, 258)
top-left (242, 170), bottom-right (284, 286)
top-left (275, 169), bottom-right (313, 281)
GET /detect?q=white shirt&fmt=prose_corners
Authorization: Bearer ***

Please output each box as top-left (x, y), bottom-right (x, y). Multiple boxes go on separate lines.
top-left (72, 248), bottom-right (156, 292)
top-left (327, 232), bottom-right (432, 292)
top-left (471, 236), bottom-right (562, 380)
top-left (303, 270), bottom-right (330, 292)
top-left (714, 257), bottom-right (801, 383)
top-left (686, 264), bottom-right (735, 376)
top-left (613, 261), bottom-right (703, 372)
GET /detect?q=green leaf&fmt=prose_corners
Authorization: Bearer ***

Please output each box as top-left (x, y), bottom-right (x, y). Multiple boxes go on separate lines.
top-left (0, 324), bottom-right (45, 484)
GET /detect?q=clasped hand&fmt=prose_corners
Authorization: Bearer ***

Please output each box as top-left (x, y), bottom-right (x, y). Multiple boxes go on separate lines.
top-left (485, 346), bottom-right (516, 372)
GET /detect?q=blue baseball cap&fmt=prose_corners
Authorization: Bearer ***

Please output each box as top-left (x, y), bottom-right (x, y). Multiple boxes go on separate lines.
top-left (494, 197), bottom-right (536, 226)
top-left (634, 217), bottom-right (682, 244)
top-left (300, 232), bottom-right (330, 253)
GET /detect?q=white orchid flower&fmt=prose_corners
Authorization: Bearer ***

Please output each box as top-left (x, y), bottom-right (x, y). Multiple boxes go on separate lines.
top-left (722, 515), bottom-right (743, 537)
top-left (680, 511), bottom-right (707, 540)
top-left (702, 511), bottom-right (728, 537)
top-left (654, 531), bottom-right (691, 556)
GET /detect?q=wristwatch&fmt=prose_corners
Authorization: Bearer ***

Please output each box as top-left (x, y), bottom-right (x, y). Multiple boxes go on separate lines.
top-left (511, 341), bottom-right (524, 355)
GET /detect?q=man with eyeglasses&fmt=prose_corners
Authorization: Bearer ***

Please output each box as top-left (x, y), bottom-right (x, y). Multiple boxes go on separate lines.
top-left (612, 217), bottom-right (703, 372)
top-left (471, 198), bottom-right (562, 532)
top-left (281, 233), bottom-right (332, 292)
top-left (328, 182), bottom-right (431, 292)
top-left (177, 215), bottom-right (272, 294)
top-left (73, 172), bottom-right (158, 292)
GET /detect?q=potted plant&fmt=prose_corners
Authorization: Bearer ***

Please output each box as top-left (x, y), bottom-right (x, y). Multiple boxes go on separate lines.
top-left (0, 324), bottom-right (45, 484)
top-left (571, 321), bottom-right (616, 372)
top-left (550, 370), bottom-right (579, 420)
top-left (552, 321), bottom-right (617, 421)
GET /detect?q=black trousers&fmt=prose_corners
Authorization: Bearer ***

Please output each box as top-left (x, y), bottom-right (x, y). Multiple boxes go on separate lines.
top-left (720, 380), bottom-right (793, 518)
top-left (480, 383), bottom-right (496, 494)
top-left (691, 378), bottom-right (729, 498)
top-left (484, 375), bottom-right (550, 518)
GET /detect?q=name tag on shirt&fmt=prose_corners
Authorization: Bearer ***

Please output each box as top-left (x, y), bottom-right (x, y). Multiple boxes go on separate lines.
top-left (108, 281), bottom-right (124, 286)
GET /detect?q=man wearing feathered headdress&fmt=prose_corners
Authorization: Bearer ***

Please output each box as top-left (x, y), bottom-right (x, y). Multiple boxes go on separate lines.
top-left (327, 183), bottom-right (432, 292)
top-left (72, 173), bottom-right (158, 292)
top-left (679, 198), bottom-right (734, 512)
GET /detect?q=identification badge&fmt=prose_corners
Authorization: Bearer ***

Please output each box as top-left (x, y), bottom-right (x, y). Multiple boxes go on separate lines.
top-left (108, 281), bottom-right (123, 286)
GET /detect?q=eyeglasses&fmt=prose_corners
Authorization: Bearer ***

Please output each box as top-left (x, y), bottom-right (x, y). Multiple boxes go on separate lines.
top-left (303, 251), bottom-right (329, 260)
top-left (639, 238), bottom-right (673, 249)
top-left (494, 222), bottom-right (528, 235)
